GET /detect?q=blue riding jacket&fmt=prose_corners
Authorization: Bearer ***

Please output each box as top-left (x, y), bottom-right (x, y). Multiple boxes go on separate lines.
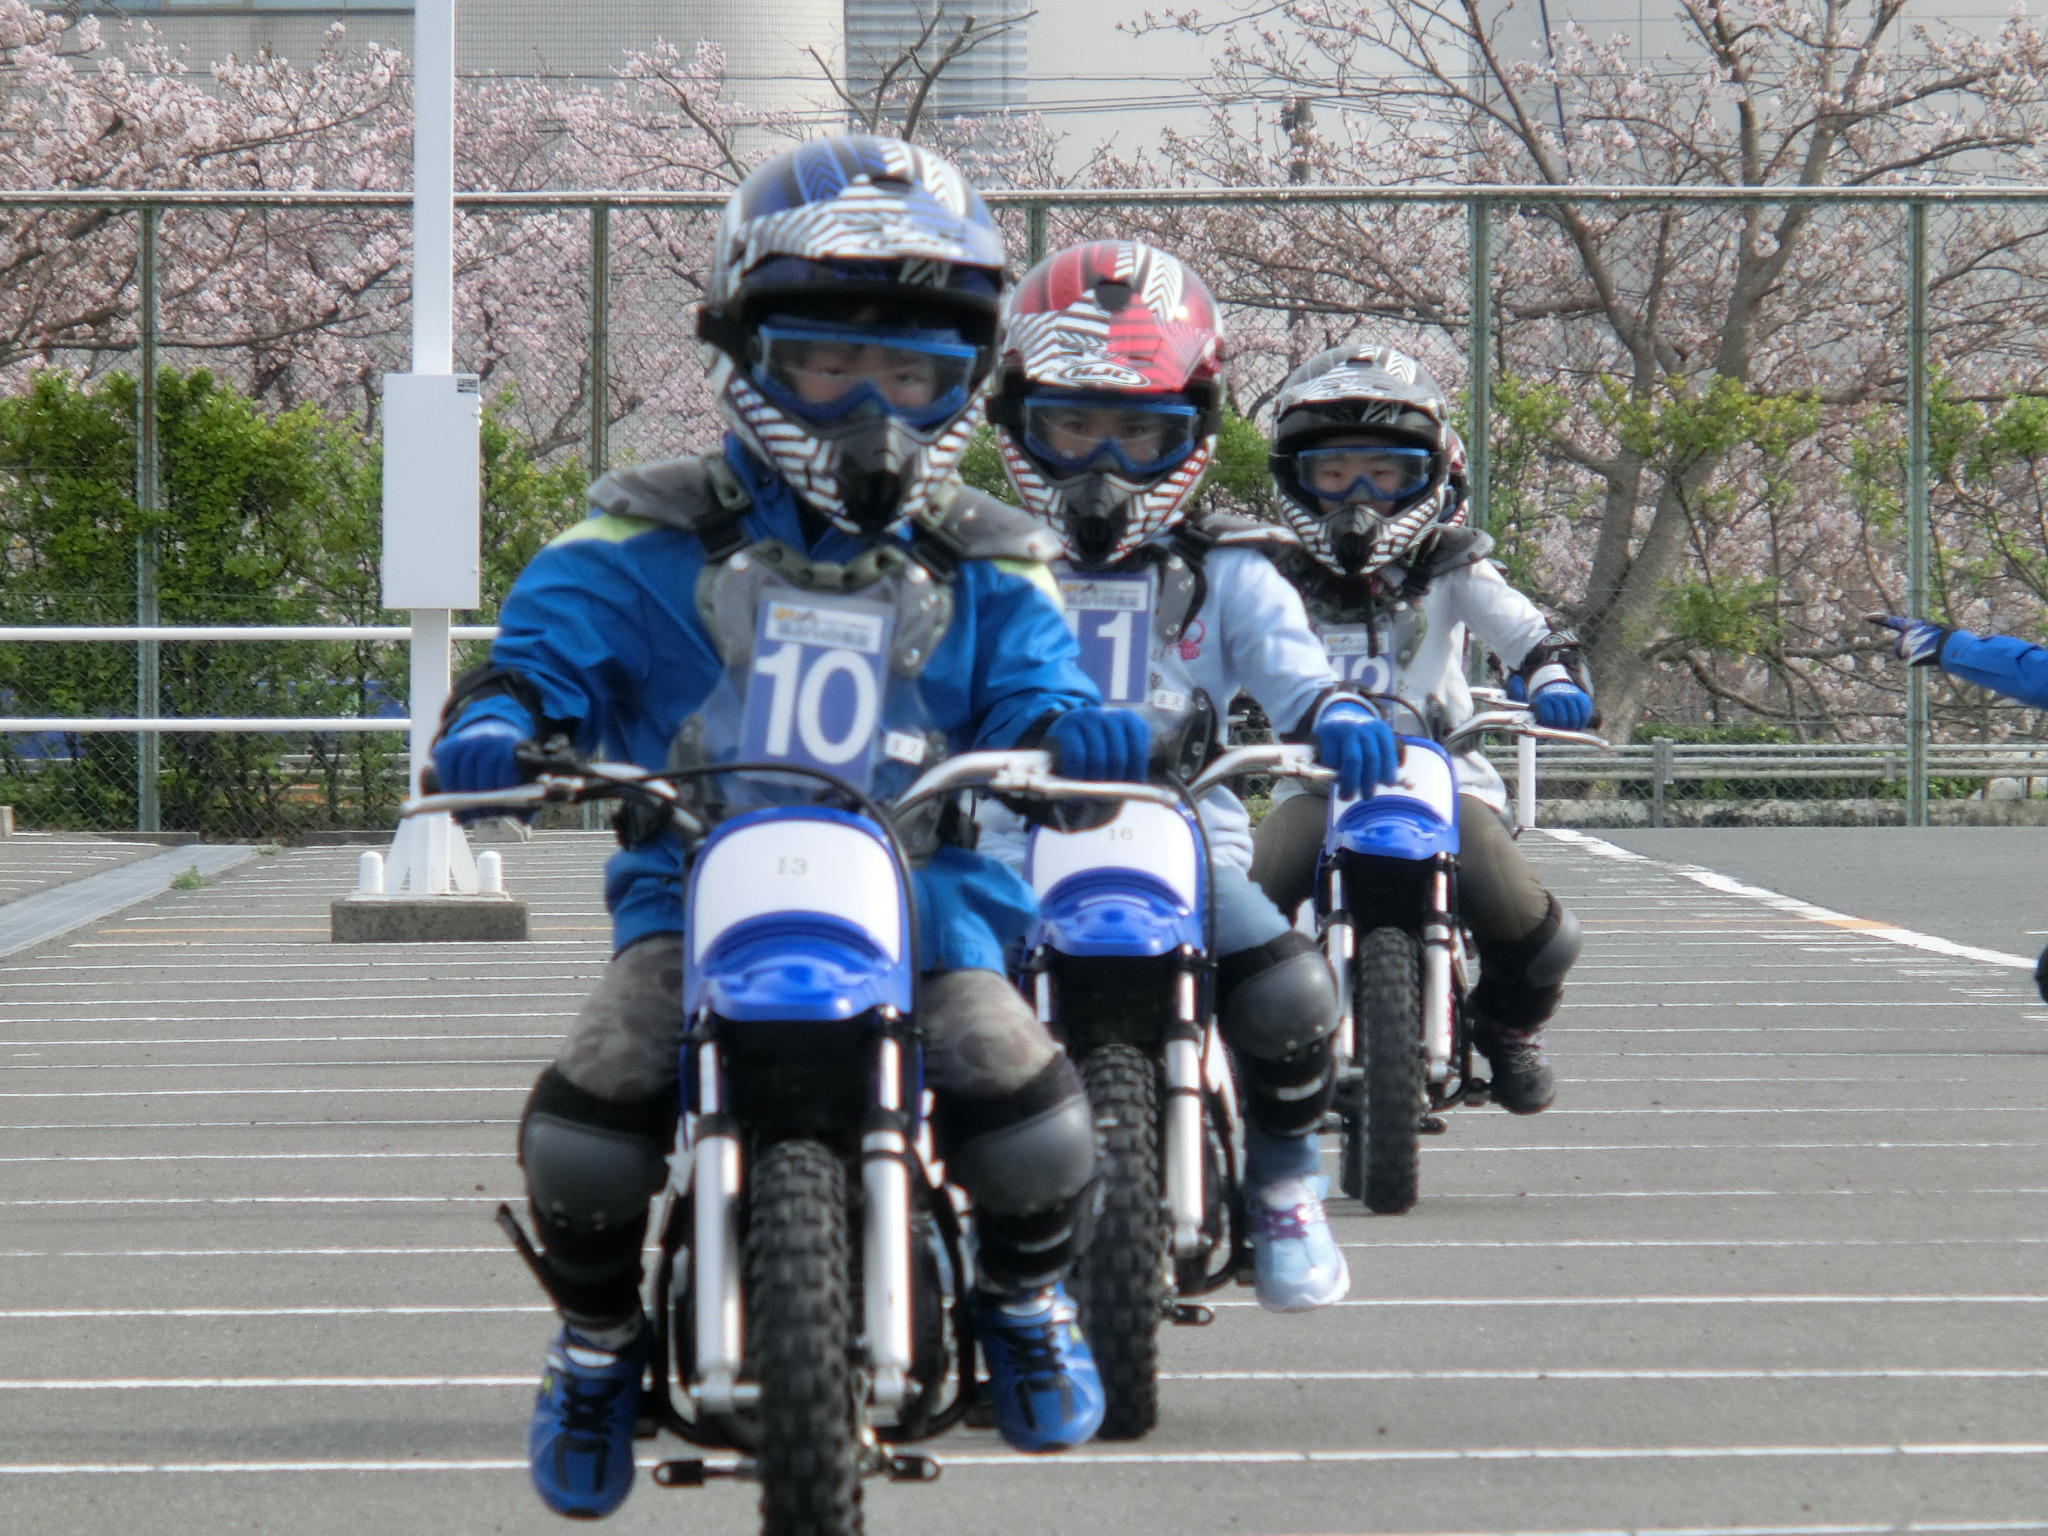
top-left (446, 440), bottom-right (1099, 971)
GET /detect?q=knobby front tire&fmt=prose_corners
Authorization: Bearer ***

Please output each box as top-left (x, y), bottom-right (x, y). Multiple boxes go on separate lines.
top-left (747, 1137), bottom-right (862, 1536)
top-left (1350, 926), bottom-right (1425, 1215)
top-left (1074, 1043), bottom-right (1167, 1440)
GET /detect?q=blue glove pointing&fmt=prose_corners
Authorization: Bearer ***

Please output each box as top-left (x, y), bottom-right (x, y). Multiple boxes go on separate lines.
top-left (1531, 682), bottom-right (1594, 730)
top-left (1868, 613), bottom-right (1953, 668)
top-left (432, 715), bottom-right (530, 794)
top-left (1313, 701), bottom-right (1400, 797)
top-left (1046, 707), bottom-right (1151, 783)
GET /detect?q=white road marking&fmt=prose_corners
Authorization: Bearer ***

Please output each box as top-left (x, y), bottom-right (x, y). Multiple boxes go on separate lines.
top-left (1539, 829), bottom-right (2034, 968)
top-left (5, 1443), bottom-right (2048, 1475)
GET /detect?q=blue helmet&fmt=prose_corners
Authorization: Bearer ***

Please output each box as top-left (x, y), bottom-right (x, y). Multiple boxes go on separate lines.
top-left (698, 135), bottom-right (1011, 537)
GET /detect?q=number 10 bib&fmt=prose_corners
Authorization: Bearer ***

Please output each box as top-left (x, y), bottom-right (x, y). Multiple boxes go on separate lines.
top-left (740, 594), bottom-right (896, 790)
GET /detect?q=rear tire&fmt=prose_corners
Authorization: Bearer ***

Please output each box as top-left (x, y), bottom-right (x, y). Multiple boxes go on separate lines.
top-left (1073, 1044), bottom-right (1166, 1440)
top-left (1352, 927), bottom-right (1424, 1215)
top-left (747, 1138), bottom-right (862, 1536)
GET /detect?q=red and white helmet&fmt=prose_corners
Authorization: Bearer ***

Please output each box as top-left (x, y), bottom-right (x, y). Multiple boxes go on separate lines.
top-left (990, 240), bottom-right (1224, 565)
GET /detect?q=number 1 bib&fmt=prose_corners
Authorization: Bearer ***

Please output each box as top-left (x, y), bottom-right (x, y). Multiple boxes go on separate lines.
top-left (1059, 571), bottom-right (1156, 706)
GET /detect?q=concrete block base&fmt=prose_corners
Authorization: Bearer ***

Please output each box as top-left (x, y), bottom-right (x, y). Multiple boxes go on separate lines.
top-left (330, 895), bottom-right (530, 943)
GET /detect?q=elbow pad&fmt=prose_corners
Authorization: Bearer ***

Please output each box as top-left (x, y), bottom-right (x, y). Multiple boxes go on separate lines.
top-left (440, 663), bottom-right (557, 741)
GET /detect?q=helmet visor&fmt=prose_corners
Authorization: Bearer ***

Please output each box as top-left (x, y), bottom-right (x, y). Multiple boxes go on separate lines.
top-left (1020, 394), bottom-right (1200, 478)
top-left (1294, 444), bottom-right (1434, 506)
top-left (752, 320), bottom-right (978, 431)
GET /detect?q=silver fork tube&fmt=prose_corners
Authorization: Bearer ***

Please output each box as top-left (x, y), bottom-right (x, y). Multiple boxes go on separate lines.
top-left (864, 1033), bottom-right (913, 1410)
top-left (691, 1041), bottom-right (745, 1415)
top-left (1164, 1034), bottom-right (1205, 1256)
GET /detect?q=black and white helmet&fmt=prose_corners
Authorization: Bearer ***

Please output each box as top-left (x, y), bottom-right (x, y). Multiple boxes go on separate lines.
top-left (1268, 342), bottom-right (1455, 578)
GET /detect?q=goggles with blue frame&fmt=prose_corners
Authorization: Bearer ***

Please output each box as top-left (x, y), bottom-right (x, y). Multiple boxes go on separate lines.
top-left (1294, 443), bottom-right (1435, 506)
top-left (751, 319), bottom-right (979, 431)
top-left (1020, 393), bottom-right (1201, 478)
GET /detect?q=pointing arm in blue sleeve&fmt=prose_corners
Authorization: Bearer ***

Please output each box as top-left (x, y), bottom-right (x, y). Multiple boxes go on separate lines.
top-left (1939, 629), bottom-right (2048, 710)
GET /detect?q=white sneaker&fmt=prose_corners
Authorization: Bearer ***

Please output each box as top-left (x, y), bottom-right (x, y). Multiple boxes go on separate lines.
top-left (1246, 1175), bottom-right (1350, 1313)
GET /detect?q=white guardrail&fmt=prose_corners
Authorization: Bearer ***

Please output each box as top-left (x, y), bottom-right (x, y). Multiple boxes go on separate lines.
top-left (5, 628), bottom-right (2048, 826)
top-left (0, 625), bottom-right (500, 733)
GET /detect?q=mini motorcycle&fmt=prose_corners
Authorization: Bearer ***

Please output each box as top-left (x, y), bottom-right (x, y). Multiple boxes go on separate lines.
top-left (1018, 782), bottom-right (1244, 1439)
top-left (1283, 697), bottom-right (1604, 1214)
top-left (407, 747), bottom-right (1173, 1536)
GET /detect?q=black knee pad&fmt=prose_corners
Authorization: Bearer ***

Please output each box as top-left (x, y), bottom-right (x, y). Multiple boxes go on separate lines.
top-left (938, 1055), bottom-right (1095, 1217)
top-left (1237, 1036), bottom-right (1336, 1137)
top-left (518, 1068), bottom-right (673, 1320)
top-left (1473, 898), bottom-right (1580, 1029)
top-left (1218, 931), bottom-right (1339, 1062)
top-left (938, 1055), bottom-right (1097, 1294)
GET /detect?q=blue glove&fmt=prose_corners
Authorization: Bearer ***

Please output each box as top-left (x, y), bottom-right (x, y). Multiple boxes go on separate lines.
top-left (1313, 701), bottom-right (1400, 797)
top-left (1532, 682), bottom-right (1593, 730)
top-left (1046, 707), bottom-right (1151, 783)
top-left (431, 715), bottom-right (529, 794)
top-left (1869, 613), bottom-right (1952, 667)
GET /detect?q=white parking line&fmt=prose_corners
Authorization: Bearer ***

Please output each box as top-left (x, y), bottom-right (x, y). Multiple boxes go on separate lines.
top-left (4, 1443), bottom-right (2047, 1475)
top-left (5, 1365), bottom-right (2047, 1391)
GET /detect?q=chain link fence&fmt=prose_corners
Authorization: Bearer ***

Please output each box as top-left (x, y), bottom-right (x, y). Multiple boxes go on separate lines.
top-left (6, 185), bottom-right (2048, 837)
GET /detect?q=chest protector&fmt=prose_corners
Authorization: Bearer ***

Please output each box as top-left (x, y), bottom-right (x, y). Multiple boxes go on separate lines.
top-left (1058, 544), bottom-right (1214, 780)
top-left (672, 537), bottom-right (955, 851)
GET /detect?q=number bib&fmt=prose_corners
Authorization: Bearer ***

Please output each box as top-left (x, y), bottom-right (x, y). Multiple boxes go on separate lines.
top-left (1059, 572), bottom-right (1155, 706)
top-left (1317, 622), bottom-right (1392, 693)
top-left (740, 594), bottom-right (895, 791)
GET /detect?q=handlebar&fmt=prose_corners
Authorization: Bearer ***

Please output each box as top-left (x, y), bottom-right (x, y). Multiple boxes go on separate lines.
top-left (1440, 709), bottom-right (1609, 753)
top-left (1185, 743), bottom-right (1332, 800)
top-left (402, 747), bottom-right (1182, 837)
top-left (895, 750), bottom-right (1182, 815)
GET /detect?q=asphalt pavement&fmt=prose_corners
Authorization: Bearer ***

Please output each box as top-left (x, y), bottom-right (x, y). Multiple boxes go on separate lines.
top-left (1, 826), bottom-right (2046, 1535)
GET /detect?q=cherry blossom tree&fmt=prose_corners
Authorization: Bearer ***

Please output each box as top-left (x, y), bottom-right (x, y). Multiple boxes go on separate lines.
top-left (1109, 0), bottom-right (2048, 739)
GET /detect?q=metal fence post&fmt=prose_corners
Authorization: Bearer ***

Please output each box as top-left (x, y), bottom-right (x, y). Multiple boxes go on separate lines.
top-left (134, 204), bottom-right (161, 835)
top-left (1466, 195), bottom-right (1492, 537)
top-left (587, 200), bottom-right (610, 478)
top-left (1651, 737), bottom-right (1674, 828)
top-left (1905, 199), bottom-right (1930, 828)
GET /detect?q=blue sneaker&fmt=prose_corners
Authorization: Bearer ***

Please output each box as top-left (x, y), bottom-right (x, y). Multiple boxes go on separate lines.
top-left (1246, 1175), bottom-right (1350, 1313)
top-left (972, 1284), bottom-right (1105, 1453)
top-left (528, 1325), bottom-right (647, 1518)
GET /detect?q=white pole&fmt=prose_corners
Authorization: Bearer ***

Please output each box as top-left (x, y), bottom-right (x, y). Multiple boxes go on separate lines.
top-left (378, 0), bottom-right (479, 899)
top-left (1517, 732), bottom-right (1537, 832)
top-left (411, 0), bottom-right (455, 785)
top-left (413, 0), bottom-right (455, 377)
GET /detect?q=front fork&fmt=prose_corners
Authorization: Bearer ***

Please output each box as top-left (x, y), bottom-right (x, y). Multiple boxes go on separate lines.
top-left (1163, 957), bottom-right (1208, 1258)
top-left (861, 1012), bottom-right (918, 1412)
top-left (1325, 855), bottom-right (1462, 1088)
top-left (683, 1018), bottom-right (922, 1417)
top-left (1419, 856), bottom-right (1457, 1086)
top-left (688, 1033), bottom-right (748, 1417)
top-left (1036, 953), bottom-right (1216, 1262)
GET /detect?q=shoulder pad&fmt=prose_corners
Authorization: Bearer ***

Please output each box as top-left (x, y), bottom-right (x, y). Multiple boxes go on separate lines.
top-left (1184, 508), bottom-right (1301, 554)
top-left (920, 485), bottom-right (1063, 564)
top-left (1420, 526), bottom-right (1495, 575)
top-left (584, 453), bottom-right (751, 534)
